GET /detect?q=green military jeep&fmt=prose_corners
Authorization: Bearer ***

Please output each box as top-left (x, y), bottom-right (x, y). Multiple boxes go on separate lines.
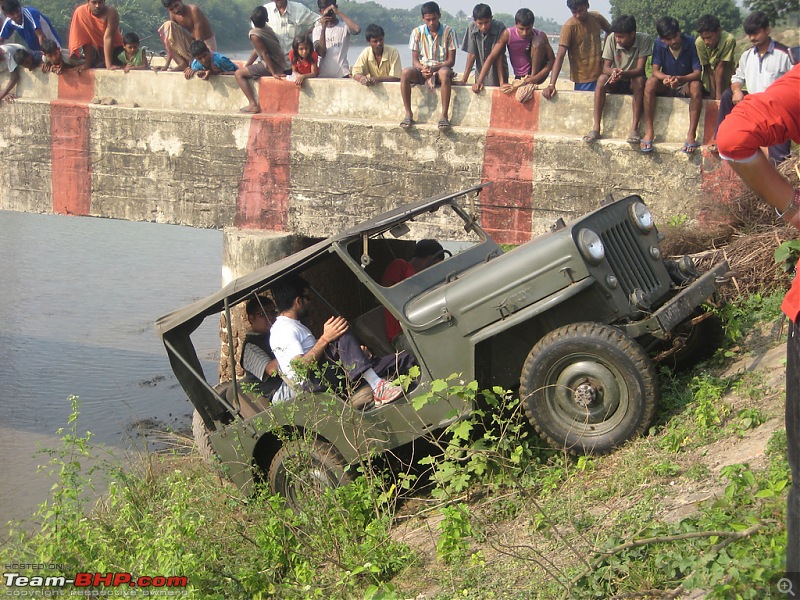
top-left (157, 184), bottom-right (728, 506)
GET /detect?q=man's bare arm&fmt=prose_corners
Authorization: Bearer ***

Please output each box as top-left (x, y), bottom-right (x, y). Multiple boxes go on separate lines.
top-left (542, 45), bottom-right (567, 99)
top-left (103, 7), bottom-right (120, 69)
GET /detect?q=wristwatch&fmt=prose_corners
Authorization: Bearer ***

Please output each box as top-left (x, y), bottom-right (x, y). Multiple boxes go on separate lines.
top-left (776, 188), bottom-right (800, 220)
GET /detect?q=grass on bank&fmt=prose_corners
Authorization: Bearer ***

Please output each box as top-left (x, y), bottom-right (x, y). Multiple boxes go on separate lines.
top-left (0, 291), bottom-right (792, 599)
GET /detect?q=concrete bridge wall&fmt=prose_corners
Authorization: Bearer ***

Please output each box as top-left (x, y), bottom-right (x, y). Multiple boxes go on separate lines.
top-left (0, 68), bottom-right (742, 264)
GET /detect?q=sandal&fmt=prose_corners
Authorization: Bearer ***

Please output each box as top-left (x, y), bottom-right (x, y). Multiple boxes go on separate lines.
top-left (640, 138), bottom-right (654, 153)
top-left (400, 115), bottom-right (413, 128)
top-left (582, 130), bottom-right (600, 144)
top-left (681, 141), bottom-right (700, 154)
top-left (626, 133), bottom-right (641, 144)
top-left (437, 118), bottom-right (451, 130)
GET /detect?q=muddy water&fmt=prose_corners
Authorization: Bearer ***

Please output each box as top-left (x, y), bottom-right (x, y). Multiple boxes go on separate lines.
top-left (0, 211), bottom-right (222, 527)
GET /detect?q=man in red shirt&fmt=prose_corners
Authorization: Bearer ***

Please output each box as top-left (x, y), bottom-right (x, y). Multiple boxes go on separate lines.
top-left (381, 239), bottom-right (446, 351)
top-left (717, 63), bottom-right (800, 587)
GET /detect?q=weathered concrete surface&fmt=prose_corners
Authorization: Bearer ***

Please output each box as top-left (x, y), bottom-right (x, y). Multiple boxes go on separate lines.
top-left (0, 68), bottom-right (743, 245)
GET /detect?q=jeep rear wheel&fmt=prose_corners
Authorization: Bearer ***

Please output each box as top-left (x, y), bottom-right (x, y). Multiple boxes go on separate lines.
top-left (192, 409), bottom-right (217, 464)
top-left (268, 439), bottom-right (352, 511)
top-left (520, 323), bottom-right (658, 455)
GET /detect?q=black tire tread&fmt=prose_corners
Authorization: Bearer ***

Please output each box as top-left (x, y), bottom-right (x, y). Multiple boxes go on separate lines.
top-left (520, 322), bottom-right (658, 455)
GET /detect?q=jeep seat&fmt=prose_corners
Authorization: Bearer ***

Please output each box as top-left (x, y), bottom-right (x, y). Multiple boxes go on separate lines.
top-left (225, 383), bottom-right (270, 420)
top-left (352, 306), bottom-right (394, 357)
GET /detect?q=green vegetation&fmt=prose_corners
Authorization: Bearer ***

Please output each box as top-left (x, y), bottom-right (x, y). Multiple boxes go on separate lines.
top-left (2, 291), bottom-right (791, 598)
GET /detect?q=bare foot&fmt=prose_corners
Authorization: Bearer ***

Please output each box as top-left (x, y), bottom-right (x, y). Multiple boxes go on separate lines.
top-left (239, 104), bottom-right (261, 114)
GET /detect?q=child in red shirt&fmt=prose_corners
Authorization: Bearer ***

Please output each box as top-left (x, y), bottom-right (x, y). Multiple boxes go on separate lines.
top-left (289, 34), bottom-right (318, 87)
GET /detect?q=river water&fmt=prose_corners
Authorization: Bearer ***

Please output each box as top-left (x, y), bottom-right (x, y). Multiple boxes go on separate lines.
top-left (0, 211), bottom-right (222, 527)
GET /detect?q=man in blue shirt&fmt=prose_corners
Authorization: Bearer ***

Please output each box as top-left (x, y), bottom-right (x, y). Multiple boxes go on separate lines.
top-left (641, 16), bottom-right (702, 153)
top-left (0, 0), bottom-right (62, 51)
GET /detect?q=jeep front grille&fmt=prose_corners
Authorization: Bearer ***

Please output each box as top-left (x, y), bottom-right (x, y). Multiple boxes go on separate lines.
top-left (601, 221), bottom-right (660, 297)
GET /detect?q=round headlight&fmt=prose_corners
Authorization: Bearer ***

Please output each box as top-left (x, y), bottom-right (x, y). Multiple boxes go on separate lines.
top-left (630, 202), bottom-right (654, 232)
top-left (578, 229), bottom-right (605, 264)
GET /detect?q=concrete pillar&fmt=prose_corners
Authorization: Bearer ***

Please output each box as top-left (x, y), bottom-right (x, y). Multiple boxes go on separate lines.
top-left (219, 228), bottom-right (306, 383)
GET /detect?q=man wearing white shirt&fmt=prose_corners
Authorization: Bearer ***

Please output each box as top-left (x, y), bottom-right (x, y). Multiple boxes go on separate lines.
top-left (312, 0), bottom-right (360, 78)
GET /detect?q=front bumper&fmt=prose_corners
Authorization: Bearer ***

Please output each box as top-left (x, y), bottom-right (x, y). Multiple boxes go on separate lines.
top-left (619, 260), bottom-right (730, 339)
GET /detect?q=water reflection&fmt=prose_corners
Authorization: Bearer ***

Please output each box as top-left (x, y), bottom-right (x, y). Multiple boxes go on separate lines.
top-left (0, 211), bottom-right (222, 526)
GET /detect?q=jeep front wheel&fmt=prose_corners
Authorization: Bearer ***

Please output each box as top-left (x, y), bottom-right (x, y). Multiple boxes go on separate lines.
top-left (520, 323), bottom-right (658, 455)
top-left (268, 439), bottom-right (352, 511)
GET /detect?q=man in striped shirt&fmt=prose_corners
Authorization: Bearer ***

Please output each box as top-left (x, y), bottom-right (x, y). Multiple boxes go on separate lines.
top-left (0, 0), bottom-right (61, 52)
top-left (399, 1), bottom-right (457, 130)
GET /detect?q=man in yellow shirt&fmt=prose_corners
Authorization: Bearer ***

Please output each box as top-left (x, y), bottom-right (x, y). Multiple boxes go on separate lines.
top-left (694, 14), bottom-right (736, 101)
top-left (352, 23), bottom-right (401, 85)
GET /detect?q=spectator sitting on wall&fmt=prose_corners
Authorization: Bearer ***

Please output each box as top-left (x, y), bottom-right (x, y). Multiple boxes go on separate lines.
top-left (459, 3), bottom-right (507, 91)
top-left (694, 14), bottom-right (736, 102)
top-left (68, 0), bottom-right (124, 72)
top-left (241, 296), bottom-right (293, 402)
top-left (709, 10), bottom-right (792, 161)
top-left (0, 0), bottom-right (62, 52)
top-left (41, 38), bottom-right (83, 74)
top-left (114, 31), bottom-right (149, 73)
top-left (184, 39), bottom-right (235, 80)
top-left (641, 16), bottom-right (702, 154)
top-left (583, 14), bottom-right (652, 145)
top-left (475, 8), bottom-right (554, 103)
top-left (543, 0), bottom-right (611, 99)
top-left (400, 1), bottom-right (457, 130)
top-left (270, 274), bottom-right (416, 409)
top-left (235, 5), bottom-right (286, 114)
top-left (289, 33), bottom-right (318, 87)
top-left (258, 0), bottom-right (318, 74)
top-left (158, 0), bottom-right (215, 72)
top-left (0, 44), bottom-right (40, 103)
top-left (313, 0), bottom-right (360, 78)
top-left (352, 24), bottom-right (401, 86)
top-left (381, 239), bottom-right (447, 352)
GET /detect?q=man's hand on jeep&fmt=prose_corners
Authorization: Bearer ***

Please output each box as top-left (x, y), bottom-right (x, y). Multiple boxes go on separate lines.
top-left (321, 316), bottom-right (348, 343)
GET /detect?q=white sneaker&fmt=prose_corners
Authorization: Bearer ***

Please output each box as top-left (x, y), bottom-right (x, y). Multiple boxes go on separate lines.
top-left (373, 379), bottom-right (403, 406)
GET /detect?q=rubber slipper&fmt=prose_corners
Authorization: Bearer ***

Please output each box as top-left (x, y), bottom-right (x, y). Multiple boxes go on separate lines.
top-left (400, 116), bottom-right (413, 128)
top-left (681, 141), bottom-right (700, 154)
top-left (626, 134), bottom-right (641, 144)
top-left (582, 130), bottom-right (600, 144)
top-left (640, 138), bottom-right (654, 153)
top-left (437, 118), bottom-right (451, 130)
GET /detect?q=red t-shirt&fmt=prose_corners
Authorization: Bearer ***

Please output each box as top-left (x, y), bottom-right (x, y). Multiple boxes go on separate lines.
top-left (289, 49), bottom-right (318, 75)
top-left (381, 259), bottom-right (417, 342)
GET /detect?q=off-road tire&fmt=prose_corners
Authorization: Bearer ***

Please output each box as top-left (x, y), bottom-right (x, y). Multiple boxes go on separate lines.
top-left (268, 439), bottom-right (352, 512)
top-left (192, 409), bottom-right (217, 464)
top-left (520, 322), bottom-right (658, 455)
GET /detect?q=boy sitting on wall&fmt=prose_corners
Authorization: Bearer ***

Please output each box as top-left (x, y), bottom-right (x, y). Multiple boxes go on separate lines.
top-left (694, 14), bottom-right (736, 101)
top-left (114, 31), bottom-right (149, 73)
top-left (235, 5), bottom-right (286, 114)
top-left (583, 14), bottom-right (652, 145)
top-left (184, 39), bottom-right (235, 80)
top-left (642, 16), bottom-right (702, 153)
top-left (400, 1), bottom-right (457, 130)
top-left (474, 8), bottom-right (554, 103)
top-left (352, 24), bottom-right (401, 86)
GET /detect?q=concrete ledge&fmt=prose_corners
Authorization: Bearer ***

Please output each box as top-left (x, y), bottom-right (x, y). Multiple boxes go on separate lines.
top-left (0, 69), bottom-right (742, 245)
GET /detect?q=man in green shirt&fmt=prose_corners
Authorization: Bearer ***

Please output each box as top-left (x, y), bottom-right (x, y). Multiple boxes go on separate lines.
top-left (694, 14), bottom-right (736, 100)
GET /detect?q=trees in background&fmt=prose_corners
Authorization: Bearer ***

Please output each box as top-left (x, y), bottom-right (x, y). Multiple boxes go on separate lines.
top-left (743, 0), bottom-right (800, 24)
top-left (609, 0), bottom-right (742, 36)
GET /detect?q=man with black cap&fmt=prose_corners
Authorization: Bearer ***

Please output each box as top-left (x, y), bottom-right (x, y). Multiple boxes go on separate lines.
top-left (381, 239), bottom-right (446, 351)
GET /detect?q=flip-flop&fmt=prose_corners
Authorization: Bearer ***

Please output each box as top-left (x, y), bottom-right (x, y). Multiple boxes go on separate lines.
top-left (640, 138), bottom-right (654, 153)
top-left (400, 115), bottom-right (413, 128)
top-left (582, 130), bottom-right (600, 144)
top-left (437, 118), bottom-right (451, 130)
top-left (681, 141), bottom-right (700, 154)
top-left (626, 134), bottom-right (641, 144)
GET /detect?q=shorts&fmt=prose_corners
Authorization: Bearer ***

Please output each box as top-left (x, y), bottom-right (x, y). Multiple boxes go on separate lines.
top-left (607, 79), bottom-right (633, 95)
top-left (574, 81), bottom-right (597, 92)
top-left (247, 62), bottom-right (273, 78)
top-left (659, 81), bottom-right (692, 97)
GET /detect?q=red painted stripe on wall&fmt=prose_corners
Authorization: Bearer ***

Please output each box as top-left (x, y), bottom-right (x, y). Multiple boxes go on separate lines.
top-left (236, 115), bottom-right (293, 229)
top-left (479, 90), bottom-right (538, 245)
top-left (50, 101), bottom-right (91, 216)
top-left (57, 69), bottom-right (95, 102)
top-left (257, 79), bottom-right (300, 114)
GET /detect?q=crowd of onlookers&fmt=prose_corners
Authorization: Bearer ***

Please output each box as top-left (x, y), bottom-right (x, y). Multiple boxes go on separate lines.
top-left (0, 0), bottom-right (795, 149)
